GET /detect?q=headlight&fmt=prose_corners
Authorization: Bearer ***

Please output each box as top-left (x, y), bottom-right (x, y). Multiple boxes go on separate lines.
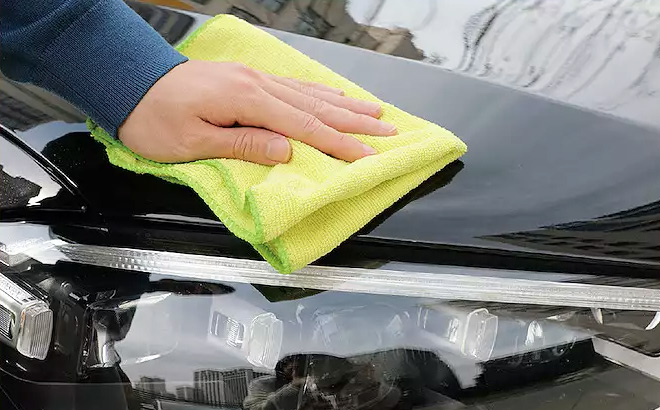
top-left (6, 222), bottom-right (660, 410)
top-left (0, 273), bottom-right (52, 360)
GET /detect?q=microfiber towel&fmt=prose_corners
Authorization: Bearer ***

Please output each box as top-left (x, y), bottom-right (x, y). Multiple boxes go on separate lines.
top-left (88, 15), bottom-right (467, 273)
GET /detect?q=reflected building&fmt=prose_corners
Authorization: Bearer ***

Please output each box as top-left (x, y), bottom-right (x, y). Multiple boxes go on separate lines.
top-left (176, 0), bottom-right (424, 60)
top-left (193, 368), bottom-right (271, 406)
top-left (136, 376), bottom-right (168, 395)
top-left (194, 369), bottom-right (225, 405)
top-left (135, 368), bottom-right (271, 408)
top-left (175, 386), bottom-right (197, 401)
top-left (356, 25), bottom-right (424, 60)
top-left (0, 76), bottom-right (85, 132)
top-left (484, 200), bottom-right (660, 263)
top-left (134, 376), bottom-right (177, 404)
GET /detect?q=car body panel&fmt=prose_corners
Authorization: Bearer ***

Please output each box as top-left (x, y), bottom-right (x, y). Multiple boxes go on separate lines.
top-left (3, 2), bottom-right (660, 410)
top-left (2, 2), bottom-right (659, 269)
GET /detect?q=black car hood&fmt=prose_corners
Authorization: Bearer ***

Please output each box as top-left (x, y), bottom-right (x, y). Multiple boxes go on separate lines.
top-left (6, 21), bottom-right (660, 270)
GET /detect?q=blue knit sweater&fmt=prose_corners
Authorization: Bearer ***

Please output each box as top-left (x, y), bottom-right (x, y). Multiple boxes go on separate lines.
top-left (0, 0), bottom-right (188, 136)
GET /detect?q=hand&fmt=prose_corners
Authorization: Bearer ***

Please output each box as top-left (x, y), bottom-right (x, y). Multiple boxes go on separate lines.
top-left (118, 60), bottom-right (397, 164)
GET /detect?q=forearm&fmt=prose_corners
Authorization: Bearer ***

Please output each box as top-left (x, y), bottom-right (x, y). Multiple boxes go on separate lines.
top-left (0, 0), bottom-right (187, 136)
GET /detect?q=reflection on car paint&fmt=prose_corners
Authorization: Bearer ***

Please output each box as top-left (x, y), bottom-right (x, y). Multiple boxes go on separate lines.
top-left (2, 3), bottom-right (660, 271)
top-left (2, 0), bottom-right (660, 408)
top-left (208, 293), bottom-right (283, 369)
top-left (3, 222), bottom-right (660, 409)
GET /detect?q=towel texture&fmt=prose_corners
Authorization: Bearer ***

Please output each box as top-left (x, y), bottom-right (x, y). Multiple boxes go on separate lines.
top-left (88, 15), bottom-right (467, 273)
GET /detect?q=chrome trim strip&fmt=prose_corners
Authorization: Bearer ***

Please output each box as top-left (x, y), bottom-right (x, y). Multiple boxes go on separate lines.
top-left (58, 243), bottom-right (660, 311)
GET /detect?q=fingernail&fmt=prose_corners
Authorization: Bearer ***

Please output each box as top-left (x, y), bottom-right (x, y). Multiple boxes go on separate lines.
top-left (267, 138), bottom-right (291, 162)
top-left (363, 145), bottom-right (377, 156)
top-left (380, 122), bottom-right (397, 135)
top-left (367, 102), bottom-right (382, 116)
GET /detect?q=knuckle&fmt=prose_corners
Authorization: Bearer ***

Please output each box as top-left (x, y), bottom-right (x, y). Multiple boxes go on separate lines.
top-left (298, 84), bottom-right (315, 97)
top-left (245, 88), bottom-right (265, 109)
top-left (234, 76), bottom-right (257, 93)
top-left (334, 132), bottom-right (354, 150)
top-left (345, 112), bottom-right (365, 127)
top-left (307, 98), bottom-right (327, 117)
top-left (301, 114), bottom-right (323, 136)
top-left (229, 62), bottom-right (249, 73)
top-left (232, 131), bottom-right (256, 160)
top-left (234, 62), bottom-right (260, 79)
top-left (229, 66), bottom-right (261, 93)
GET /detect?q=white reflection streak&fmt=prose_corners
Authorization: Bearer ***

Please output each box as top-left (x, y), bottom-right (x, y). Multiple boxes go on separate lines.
top-left (133, 353), bottom-right (164, 365)
top-left (646, 312), bottom-right (660, 331)
top-left (119, 292), bottom-right (171, 310)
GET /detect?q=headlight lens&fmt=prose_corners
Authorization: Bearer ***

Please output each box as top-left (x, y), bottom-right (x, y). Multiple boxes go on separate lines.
top-left (0, 272), bottom-right (52, 360)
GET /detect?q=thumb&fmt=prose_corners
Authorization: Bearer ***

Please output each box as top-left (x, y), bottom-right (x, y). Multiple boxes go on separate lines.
top-left (199, 122), bottom-right (292, 165)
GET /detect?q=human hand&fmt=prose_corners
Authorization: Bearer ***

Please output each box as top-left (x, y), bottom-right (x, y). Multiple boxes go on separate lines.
top-left (118, 60), bottom-right (397, 164)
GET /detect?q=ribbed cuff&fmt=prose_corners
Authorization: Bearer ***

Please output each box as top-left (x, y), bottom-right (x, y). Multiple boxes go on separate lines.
top-left (31, 0), bottom-right (188, 137)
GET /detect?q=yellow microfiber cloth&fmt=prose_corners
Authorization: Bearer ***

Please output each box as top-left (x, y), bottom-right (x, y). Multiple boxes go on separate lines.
top-left (88, 15), bottom-right (467, 273)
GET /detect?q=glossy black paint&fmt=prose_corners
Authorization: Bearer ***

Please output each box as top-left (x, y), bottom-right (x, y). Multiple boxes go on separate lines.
top-left (4, 244), bottom-right (660, 410)
top-left (10, 127), bottom-right (659, 278)
top-left (4, 21), bottom-right (660, 270)
top-left (2, 3), bottom-right (660, 408)
top-left (0, 125), bottom-right (84, 212)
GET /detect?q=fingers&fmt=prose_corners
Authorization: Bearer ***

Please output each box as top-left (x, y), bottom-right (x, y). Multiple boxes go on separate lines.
top-left (239, 89), bottom-right (377, 162)
top-left (192, 122), bottom-right (292, 165)
top-left (267, 74), bottom-right (383, 118)
top-left (260, 79), bottom-right (396, 136)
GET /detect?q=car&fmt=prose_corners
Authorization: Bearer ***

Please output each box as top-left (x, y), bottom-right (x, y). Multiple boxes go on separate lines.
top-left (2, 1), bottom-right (660, 409)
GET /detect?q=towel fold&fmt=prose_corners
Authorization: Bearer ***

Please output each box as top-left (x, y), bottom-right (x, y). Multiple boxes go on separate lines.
top-left (88, 15), bottom-right (467, 273)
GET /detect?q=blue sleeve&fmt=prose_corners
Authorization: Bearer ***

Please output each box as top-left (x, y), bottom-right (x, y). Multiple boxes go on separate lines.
top-left (0, 0), bottom-right (188, 137)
